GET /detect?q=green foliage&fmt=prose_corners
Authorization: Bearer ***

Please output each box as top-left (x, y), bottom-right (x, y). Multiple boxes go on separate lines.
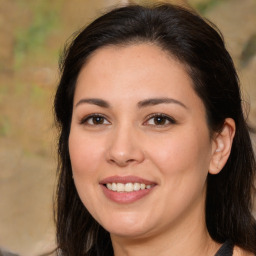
top-left (30, 85), bottom-right (46, 104)
top-left (14, 0), bottom-right (60, 69)
top-left (192, 0), bottom-right (224, 14)
top-left (0, 116), bottom-right (11, 137)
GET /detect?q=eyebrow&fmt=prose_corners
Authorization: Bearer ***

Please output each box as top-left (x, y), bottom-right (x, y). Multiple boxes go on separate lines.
top-left (75, 97), bottom-right (187, 109)
top-left (137, 97), bottom-right (187, 109)
top-left (75, 98), bottom-right (110, 108)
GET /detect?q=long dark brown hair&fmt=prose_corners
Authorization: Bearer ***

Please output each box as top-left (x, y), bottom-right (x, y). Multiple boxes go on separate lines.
top-left (54, 3), bottom-right (256, 255)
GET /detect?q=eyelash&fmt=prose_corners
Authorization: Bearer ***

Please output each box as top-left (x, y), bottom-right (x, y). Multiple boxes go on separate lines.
top-left (144, 113), bottom-right (176, 126)
top-left (80, 114), bottom-right (110, 126)
top-left (79, 113), bottom-right (176, 127)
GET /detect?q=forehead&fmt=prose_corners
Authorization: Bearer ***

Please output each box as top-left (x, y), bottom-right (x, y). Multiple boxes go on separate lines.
top-left (74, 43), bottom-right (208, 126)
top-left (76, 43), bottom-right (194, 97)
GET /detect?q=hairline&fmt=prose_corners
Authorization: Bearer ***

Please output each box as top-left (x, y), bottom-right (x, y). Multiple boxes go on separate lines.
top-left (75, 39), bottom-right (214, 137)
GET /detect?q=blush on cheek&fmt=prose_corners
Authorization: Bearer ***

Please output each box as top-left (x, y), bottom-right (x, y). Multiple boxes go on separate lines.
top-left (69, 132), bottom-right (89, 162)
top-left (151, 144), bottom-right (191, 170)
top-left (70, 151), bottom-right (99, 177)
top-left (69, 141), bottom-right (104, 179)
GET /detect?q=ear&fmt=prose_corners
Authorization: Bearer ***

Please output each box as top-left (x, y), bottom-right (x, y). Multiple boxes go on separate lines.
top-left (209, 118), bottom-right (236, 175)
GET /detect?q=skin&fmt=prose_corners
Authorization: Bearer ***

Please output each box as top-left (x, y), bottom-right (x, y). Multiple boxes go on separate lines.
top-left (69, 43), bottom-right (236, 256)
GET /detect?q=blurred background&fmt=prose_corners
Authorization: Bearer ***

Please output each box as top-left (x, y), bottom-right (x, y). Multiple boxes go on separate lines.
top-left (0, 0), bottom-right (255, 255)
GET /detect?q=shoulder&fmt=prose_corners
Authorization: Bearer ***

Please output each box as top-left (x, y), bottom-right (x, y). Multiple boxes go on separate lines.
top-left (233, 246), bottom-right (255, 256)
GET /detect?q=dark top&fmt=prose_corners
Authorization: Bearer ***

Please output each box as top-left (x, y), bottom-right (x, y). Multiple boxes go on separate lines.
top-left (215, 240), bottom-right (234, 256)
top-left (0, 248), bottom-right (19, 256)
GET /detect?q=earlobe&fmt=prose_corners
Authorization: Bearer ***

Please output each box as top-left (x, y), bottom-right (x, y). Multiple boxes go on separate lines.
top-left (209, 118), bottom-right (236, 175)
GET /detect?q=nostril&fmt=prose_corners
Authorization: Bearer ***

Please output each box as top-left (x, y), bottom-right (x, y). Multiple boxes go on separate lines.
top-left (127, 159), bottom-right (135, 163)
top-left (109, 158), bottom-right (134, 167)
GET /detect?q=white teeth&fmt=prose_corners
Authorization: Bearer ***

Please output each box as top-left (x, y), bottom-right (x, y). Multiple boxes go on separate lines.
top-left (112, 183), bottom-right (117, 191)
top-left (117, 183), bottom-right (125, 192)
top-left (125, 183), bottom-right (133, 192)
top-left (105, 182), bottom-right (153, 192)
top-left (133, 183), bottom-right (141, 191)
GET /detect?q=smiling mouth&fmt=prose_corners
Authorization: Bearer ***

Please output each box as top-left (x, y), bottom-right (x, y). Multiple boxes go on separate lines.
top-left (105, 182), bottom-right (153, 192)
top-left (100, 176), bottom-right (156, 203)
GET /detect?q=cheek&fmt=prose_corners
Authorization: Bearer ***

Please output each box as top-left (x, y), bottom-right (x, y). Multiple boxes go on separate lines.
top-left (147, 127), bottom-right (212, 182)
top-left (68, 129), bottom-right (105, 215)
top-left (68, 128), bottom-right (103, 179)
top-left (147, 129), bottom-right (212, 216)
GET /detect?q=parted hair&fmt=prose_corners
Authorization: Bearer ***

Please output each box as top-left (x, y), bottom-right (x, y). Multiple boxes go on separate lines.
top-left (54, 3), bottom-right (256, 255)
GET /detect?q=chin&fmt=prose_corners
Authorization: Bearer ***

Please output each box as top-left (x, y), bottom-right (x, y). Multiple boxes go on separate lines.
top-left (108, 226), bottom-right (151, 239)
top-left (101, 215), bottom-right (154, 238)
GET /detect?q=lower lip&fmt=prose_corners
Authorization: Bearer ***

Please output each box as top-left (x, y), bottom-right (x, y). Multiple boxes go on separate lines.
top-left (101, 185), bottom-right (154, 204)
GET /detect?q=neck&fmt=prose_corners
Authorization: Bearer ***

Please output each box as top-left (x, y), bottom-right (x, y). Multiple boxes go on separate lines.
top-left (111, 226), bottom-right (219, 256)
top-left (110, 196), bottom-right (221, 256)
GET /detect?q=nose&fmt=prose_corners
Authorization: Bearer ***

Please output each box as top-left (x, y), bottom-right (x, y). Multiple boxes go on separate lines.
top-left (106, 125), bottom-right (145, 167)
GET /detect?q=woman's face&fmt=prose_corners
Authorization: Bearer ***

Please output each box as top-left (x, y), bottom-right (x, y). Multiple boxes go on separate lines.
top-left (69, 43), bottom-right (215, 239)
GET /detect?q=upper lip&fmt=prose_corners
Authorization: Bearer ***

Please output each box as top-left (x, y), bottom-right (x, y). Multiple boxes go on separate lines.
top-left (100, 175), bottom-right (156, 185)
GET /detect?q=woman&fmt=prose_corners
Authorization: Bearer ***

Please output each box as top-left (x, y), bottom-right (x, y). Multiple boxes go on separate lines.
top-left (54, 3), bottom-right (256, 255)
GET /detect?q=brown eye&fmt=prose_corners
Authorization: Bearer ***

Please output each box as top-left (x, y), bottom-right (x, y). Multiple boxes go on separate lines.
top-left (81, 114), bottom-right (111, 125)
top-left (153, 116), bottom-right (168, 125)
top-left (92, 116), bottom-right (105, 124)
top-left (145, 114), bottom-right (176, 126)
